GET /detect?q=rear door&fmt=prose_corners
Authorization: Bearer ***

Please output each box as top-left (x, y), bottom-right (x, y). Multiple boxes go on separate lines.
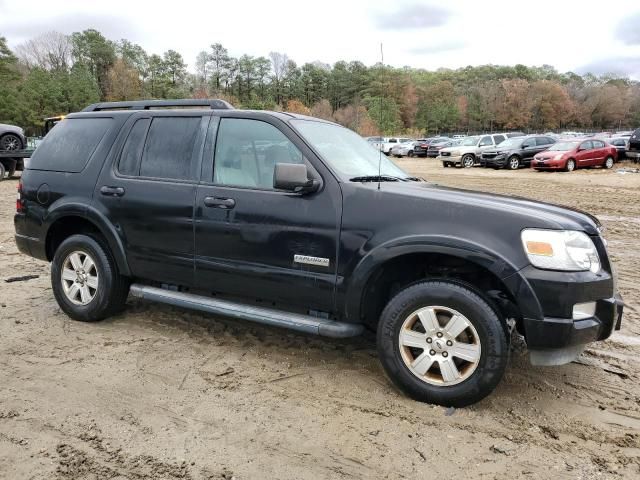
top-left (591, 140), bottom-right (607, 165)
top-left (193, 115), bottom-right (341, 312)
top-left (576, 141), bottom-right (594, 166)
top-left (94, 112), bottom-right (209, 286)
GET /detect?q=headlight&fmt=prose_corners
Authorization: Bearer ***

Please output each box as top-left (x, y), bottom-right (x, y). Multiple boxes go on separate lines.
top-left (450, 151), bottom-right (460, 156)
top-left (554, 154), bottom-right (564, 160)
top-left (521, 229), bottom-right (601, 273)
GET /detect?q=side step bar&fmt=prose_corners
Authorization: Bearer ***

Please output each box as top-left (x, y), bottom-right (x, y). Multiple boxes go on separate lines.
top-left (129, 284), bottom-right (364, 338)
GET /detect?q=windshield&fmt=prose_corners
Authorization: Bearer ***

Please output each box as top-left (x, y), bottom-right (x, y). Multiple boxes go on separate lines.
top-left (459, 136), bottom-right (480, 146)
top-left (549, 141), bottom-right (578, 151)
top-left (292, 120), bottom-right (411, 180)
top-left (496, 138), bottom-right (523, 149)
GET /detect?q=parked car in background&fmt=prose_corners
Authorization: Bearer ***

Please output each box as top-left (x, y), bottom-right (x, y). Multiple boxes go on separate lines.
top-left (0, 123), bottom-right (28, 179)
top-left (374, 137), bottom-right (412, 155)
top-left (532, 139), bottom-right (617, 171)
top-left (626, 128), bottom-right (640, 163)
top-left (413, 137), bottom-right (448, 157)
top-left (481, 135), bottom-right (556, 170)
top-left (608, 138), bottom-right (628, 160)
top-left (452, 134), bottom-right (465, 139)
top-left (390, 139), bottom-right (416, 157)
top-left (439, 133), bottom-right (508, 168)
top-left (427, 138), bottom-right (459, 158)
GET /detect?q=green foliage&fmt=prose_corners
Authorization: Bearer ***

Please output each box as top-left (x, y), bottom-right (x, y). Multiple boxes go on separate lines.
top-left (1, 29), bottom-right (639, 135)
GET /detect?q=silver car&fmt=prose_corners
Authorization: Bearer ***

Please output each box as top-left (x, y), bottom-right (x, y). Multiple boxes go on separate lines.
top-left (0, 123), bottom-right (26, 151)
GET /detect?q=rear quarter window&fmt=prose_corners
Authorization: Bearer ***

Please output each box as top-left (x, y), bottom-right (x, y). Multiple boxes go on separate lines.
top-left (28, 118), bottom-right (113, 172)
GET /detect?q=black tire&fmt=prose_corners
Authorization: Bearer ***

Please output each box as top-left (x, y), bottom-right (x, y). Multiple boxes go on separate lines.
top-left (408, 151), bottom-right (414, 158)
top-left (51, 234), bottom-right (130, 322)
top-left (0, 133), bottom-right (22, 151)
top-left (604, 156), bottom-right (614, 169)
top-left (461, 154), bottom-right (475, 168)
top-left (565, 159), bottom-right (576, 172)
top-left (507, 156), bottom-right (520, 170)
top-left (377, 280), bottom-right (508, 407)
top-left (4, 158), bottom-right (17, 178)
top-left (0, 162), bottom-right (5, 181)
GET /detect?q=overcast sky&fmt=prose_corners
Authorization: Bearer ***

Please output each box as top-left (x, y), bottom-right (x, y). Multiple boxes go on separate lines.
top-left (1, 0), bottom-right (639, 78)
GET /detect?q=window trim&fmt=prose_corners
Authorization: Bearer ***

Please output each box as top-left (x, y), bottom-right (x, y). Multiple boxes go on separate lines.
top-left (202, 115), bottom-right (323, 193)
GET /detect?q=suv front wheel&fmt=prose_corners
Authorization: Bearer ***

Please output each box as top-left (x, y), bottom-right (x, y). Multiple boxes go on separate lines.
top-left (51, 234), bottom-right (130, 322)
top-left (461, 154), bottom-right (475, 168)
top-left (377, 280), bottom-right (508, 407)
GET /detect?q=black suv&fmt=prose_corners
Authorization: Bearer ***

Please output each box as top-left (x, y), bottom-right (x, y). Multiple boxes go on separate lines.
top-left (481, 135), bottom-right (556, 169)
top-left (627, 127), bottom-right (640, 163)
top-left (14, 100), bottom-right (623, 407)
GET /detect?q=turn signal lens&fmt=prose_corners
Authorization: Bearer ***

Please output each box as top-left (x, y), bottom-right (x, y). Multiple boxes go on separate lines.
top-left (525, 241), bottom-right (554, 256)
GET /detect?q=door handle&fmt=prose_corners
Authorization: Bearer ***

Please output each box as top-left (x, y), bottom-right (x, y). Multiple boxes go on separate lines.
top-left (100, 186), bottom-right (125, 197)
top-left (204, 196), bottom-right (235, 209)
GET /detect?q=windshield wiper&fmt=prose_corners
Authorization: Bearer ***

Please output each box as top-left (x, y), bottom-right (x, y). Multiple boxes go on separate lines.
top-left (349, 175), bottom-right (420, 182)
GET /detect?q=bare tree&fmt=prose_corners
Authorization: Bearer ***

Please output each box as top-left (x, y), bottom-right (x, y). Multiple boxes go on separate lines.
top-left (269, 51), bottom-right (289, 105)
top-left (15, 31), bottom-right (72, 71)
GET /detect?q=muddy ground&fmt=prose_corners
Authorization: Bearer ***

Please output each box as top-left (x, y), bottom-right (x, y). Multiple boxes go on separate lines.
top-left (1, 161), bottom-right (639, 479)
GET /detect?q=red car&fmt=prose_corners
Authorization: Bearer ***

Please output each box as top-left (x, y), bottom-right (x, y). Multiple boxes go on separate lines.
top-left (532, 139), bottom-right (617, 172)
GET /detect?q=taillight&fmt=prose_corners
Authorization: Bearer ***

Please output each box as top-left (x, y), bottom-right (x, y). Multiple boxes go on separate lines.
top-left (16, 181), bottom-right (25, 213)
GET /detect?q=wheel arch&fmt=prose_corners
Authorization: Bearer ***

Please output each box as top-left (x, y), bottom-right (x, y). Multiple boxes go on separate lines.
top-left (0, 131), bottom-right (24, 149)
top-left (44, 203), bottom-right (131, 276)
top-left (344, 237), bottom-right (542, 330)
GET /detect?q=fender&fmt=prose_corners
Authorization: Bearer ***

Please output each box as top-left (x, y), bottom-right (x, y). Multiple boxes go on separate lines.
top-left (44, 197), bottom-right (131, 276)
top-left (342, 234), bottom-right (543, 323)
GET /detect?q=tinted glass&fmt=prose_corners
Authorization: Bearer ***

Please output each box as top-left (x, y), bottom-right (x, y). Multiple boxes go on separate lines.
top-left (493, 134), bottom-right (506, 144)
top-left (29, 118), bottom-right (113, 172)
top-left (593, 140), bottom-right (605, 148)
top-left (118, 118), bottom-right (150, 176)
top-left (479, 136), bottom-right (493, 146)
top-left (522, 139), bottom-right (535, 148)
top-left (139, 117), bottom-right (200, 180)
top-left (214, 118), bottom-right (304, 189)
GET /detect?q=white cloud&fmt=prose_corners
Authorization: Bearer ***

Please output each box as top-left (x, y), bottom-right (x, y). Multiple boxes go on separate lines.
top-left (0, 0), bottom-right (638, 77)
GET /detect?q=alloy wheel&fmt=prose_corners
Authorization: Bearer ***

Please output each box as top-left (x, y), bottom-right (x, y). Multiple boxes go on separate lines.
top-left (61, 250), bottom-right (99, 305)
top-left (399, 306), bottom-right (481, 386)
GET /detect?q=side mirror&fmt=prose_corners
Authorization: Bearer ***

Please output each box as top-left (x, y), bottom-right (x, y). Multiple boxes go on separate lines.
top-left (273, 163), bottom-right (319, 194)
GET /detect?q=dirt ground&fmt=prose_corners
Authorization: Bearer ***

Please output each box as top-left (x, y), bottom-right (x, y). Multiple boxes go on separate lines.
top-left (1, 160), bottom-right (639, 480)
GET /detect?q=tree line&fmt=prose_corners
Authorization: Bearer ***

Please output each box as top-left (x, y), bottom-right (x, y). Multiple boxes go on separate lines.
top-left (1, 29), bottom-right (639, 136)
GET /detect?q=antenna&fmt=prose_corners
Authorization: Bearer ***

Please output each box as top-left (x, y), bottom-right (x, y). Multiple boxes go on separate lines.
top-left (378, 43), bottom-right (384, 191)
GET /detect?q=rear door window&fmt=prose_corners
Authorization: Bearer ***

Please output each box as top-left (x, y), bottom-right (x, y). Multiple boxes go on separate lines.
top-left (139, 117), bottom-right (201, 180)
top-left (29, 117), bottom-right (113, 172)
top-left (493, 134), bottom-right (506, 144)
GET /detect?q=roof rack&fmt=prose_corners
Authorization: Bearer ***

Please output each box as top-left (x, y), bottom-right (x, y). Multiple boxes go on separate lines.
top-left (81, 99), bottom-right (234, 112)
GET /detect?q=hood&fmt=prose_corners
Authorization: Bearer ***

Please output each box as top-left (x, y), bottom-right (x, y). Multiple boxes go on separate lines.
top-left (368, 181), bottom-right (600, 234)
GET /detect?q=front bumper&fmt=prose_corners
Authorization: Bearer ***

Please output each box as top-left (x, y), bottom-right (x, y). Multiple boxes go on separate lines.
top-left (518, 264), bottom-right (622, 351)
top-left (532, 159), bottom-right (563, 169)
top-left (482, 154), bottom-right (507, 167)
top-left (626, 150), bottom-right (640, 159)
top-left (439, 154), bottom-right (462, 164)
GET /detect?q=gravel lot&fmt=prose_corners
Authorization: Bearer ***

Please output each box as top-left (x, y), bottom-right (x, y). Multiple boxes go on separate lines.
top-left (1, 161), bottom-right (639, 479)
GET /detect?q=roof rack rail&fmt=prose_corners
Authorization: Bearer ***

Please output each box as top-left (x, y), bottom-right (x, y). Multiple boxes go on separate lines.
top-left (81, 99), bottom-right (234, 112)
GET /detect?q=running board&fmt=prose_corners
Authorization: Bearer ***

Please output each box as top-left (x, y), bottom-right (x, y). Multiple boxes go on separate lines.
top-left (129, 284), bottom-right (364, 338)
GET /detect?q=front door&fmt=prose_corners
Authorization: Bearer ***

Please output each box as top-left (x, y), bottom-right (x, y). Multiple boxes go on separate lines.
top-left (194, 116), bottom-right (341, 312)
top-left (94, 112), bottom-right (209, 286)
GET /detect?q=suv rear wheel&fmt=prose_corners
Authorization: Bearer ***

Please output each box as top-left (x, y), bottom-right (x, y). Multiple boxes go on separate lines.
top-left (51, 234), bottom-right (130, 322)
top-left (377, 280), bottom-right (508, 407)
